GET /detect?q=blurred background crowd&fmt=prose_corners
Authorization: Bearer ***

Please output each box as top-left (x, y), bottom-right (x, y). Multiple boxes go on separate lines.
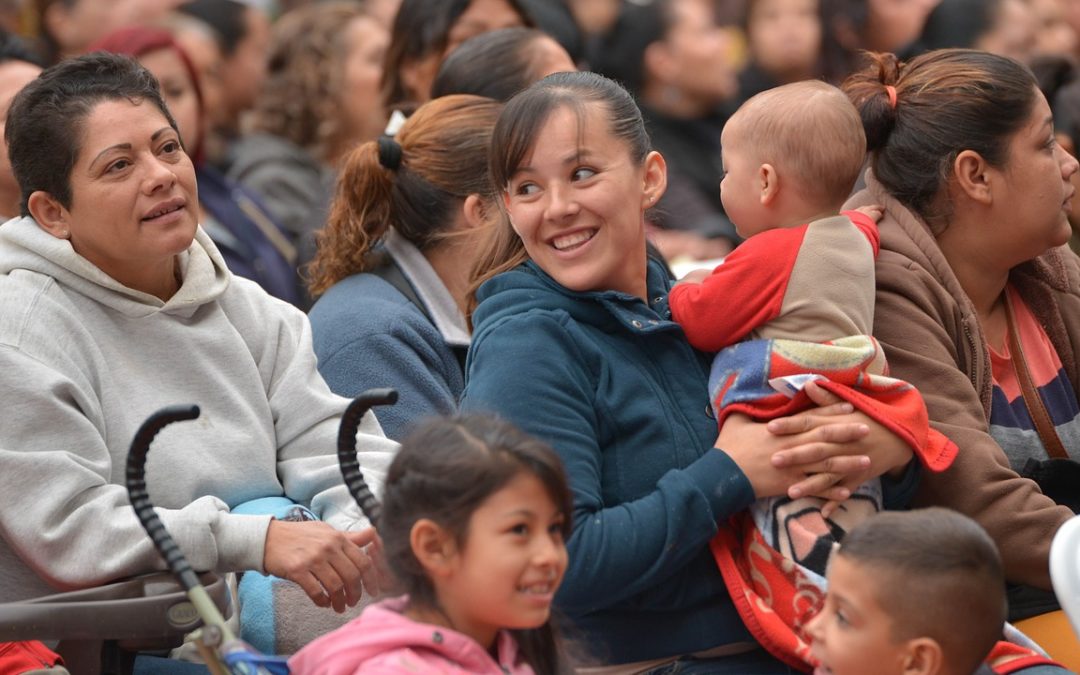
top-left (2, 0), bottom-right (1080, 305)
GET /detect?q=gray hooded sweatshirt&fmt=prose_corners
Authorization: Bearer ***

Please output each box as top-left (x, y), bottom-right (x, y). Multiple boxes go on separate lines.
top-left (0, 216), bottom-right (397, 602)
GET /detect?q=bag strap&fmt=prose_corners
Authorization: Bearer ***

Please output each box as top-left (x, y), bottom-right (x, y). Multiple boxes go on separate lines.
top-left (369, 257), bottom-right (468, 375)
top-left (1005, 291), bottom-right (1069, 459)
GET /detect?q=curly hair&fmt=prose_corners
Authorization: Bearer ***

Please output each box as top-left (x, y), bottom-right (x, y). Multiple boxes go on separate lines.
top-left (307, 94), bottom-right (500, 296)
top-left (248, 2), bottom-right (371, 163)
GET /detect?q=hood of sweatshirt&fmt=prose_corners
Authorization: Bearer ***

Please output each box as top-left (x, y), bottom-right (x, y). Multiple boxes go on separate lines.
top-left (0, 215), bottom-right (231, 319)
top-left (288, 596), bottom-right (529, 675)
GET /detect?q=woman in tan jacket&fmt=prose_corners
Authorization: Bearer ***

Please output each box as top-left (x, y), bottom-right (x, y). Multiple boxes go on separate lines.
top-left (843, 48), bottom-right (1080, 623)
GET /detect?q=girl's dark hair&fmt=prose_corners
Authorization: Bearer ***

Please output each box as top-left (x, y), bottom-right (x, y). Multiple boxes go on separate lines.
top-left (381, 414), bottom-right (574, 673)
top-left (306, 94), bottom-right (500, 296)
top-left (6, 51), bottom-right (177, 215)
top-left (381, 0), bottom-right (532, 108)
top-left (467, 71), bottom-right (650, 319)
top-left (842, 49), bottom-right (1037, 228)
top-left (431, 27), bottom-right (565, 101)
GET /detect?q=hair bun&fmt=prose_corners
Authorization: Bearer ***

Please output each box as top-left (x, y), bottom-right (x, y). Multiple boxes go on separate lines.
top-left (842, 51), bottom-right (903, 153)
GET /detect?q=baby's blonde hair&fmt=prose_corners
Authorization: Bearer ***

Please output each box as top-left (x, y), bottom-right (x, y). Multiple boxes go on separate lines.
top-left (725, 80), bottom-right (866, 211)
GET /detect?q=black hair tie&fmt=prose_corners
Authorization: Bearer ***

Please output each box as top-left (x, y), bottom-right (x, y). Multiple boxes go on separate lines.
top-left (377, 135), bottom-right (403, 171)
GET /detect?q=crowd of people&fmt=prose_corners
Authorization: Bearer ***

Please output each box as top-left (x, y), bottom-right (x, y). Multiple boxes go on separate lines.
top-left (1, 0), bottom-right (1080, 674)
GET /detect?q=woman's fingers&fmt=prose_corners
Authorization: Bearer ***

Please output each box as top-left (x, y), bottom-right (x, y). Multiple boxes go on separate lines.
top-left (767, 403), bottom-right (855, 435)
top-left (293, 571), bottom-right (332, 609)
top-left (802, 380), bottom-right (843, 407)
top-left (770, 424), bottom-right (870, 467)
top-left (344, 530), bottom-right (380, 599)
top-left (788, 472), bottom-right (852, 500)
top-left (264, 520), bottom-right (377, 612)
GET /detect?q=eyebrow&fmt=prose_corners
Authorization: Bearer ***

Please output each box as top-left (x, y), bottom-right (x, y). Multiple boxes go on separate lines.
top-left (514, 149), bottom-right (591, 176)
top-left (89, 126), bottom-right (175, 168)
top-left (503, 509), bottom-right (537, 518)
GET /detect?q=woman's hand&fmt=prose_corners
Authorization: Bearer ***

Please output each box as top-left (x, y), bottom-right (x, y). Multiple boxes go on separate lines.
top-left (767, 381), bottom-right (914, 514)
top-left (768, 380), bottom-right (920, 483)
top-left (717, 381), bottom-right (914, 507)
top-left (263, 519), bottom-right (383, 613)
top-left (718, 397), bottom-right (870, 501)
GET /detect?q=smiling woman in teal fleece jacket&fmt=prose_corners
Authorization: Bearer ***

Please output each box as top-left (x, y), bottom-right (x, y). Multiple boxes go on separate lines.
top-left (462, 258), bottom-right (919, 666)
top-left (459, 71), bottom-right (916, 670)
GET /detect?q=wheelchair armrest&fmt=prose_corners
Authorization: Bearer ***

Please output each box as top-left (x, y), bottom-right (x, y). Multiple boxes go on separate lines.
top-left (0, 571), bottom-right (230, 643)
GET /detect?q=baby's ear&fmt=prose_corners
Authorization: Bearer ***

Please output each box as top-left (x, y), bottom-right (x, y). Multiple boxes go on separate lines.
top-left (901, 636), bottom-right (944, 675)
top-left (758, 164), bottom-right (779, 206)
top-left (410, 518), bottom-right (457, 577)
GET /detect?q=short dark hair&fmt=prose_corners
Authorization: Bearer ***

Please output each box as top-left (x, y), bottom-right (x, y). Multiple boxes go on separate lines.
top-left (843, 49), bottom-right (1037, 229)
top-left (176, 0), bottom-right (249, 57)
top-left (432, 27), bottom-right (561, 101)
top-left (6, 51), bottom-right (177, 214)
top-left (837, 508), bottom-right (1006, 675)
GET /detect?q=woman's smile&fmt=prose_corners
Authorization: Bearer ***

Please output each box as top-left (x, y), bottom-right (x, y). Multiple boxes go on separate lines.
top-left (550, 228), bottom-right (597, 253)
top-left (504, 103), bottom-right (665, 299)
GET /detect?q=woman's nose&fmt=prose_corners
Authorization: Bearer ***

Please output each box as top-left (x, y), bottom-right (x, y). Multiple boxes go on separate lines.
top-left (1061, 145), bottom-right (1080, 180)
top-left (143, 156), bottom-right (178, 193)
top-left (544, 183), bottom-right (579, 220)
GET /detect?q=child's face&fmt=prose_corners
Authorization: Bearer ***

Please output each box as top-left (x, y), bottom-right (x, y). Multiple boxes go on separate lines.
top-left (806, 555), bottom-right (910, 675)
top-left (439, 471), bottom-right (568, 649)
top-left (719, 130), bottom-right (771, 237)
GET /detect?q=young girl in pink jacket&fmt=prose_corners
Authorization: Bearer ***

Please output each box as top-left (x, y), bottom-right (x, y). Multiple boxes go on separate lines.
top-left (289, 414), bottom-right (573, 674)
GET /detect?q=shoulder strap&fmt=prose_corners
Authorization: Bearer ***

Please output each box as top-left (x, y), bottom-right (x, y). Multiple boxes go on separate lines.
top-left (369, 258), bottom-right (468, 376)
top-left (368, 257), bottom-right (433, 323)
top-left (1005, 292), bottom-right (1069, 459)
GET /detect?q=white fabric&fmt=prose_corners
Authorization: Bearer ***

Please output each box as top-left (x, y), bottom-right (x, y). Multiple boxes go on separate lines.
top-left (383, 227), bottom-right (470, 348)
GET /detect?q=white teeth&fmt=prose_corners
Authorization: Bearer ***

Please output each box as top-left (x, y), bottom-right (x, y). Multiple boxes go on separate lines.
top-left (552, 230), bottom-right (595, 251)
top-left (518, 583), bottom-right (552, 594)
top-left (146, 205), bottom-right (180, 219)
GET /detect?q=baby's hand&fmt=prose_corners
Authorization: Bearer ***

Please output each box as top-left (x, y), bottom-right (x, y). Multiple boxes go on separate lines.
top-left (854, 204), bottom-right (884, 222)
top-left (674, 268), bottom-right (711, 286)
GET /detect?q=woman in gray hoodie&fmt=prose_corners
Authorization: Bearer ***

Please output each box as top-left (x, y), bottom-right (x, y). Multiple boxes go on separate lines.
top-left (0, 52), bottom-right (397, 614)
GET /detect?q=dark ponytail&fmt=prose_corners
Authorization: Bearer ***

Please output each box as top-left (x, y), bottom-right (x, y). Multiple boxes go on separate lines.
top-left (843, 51), bottom-right (902, 153)
top-left (842, 48), bottom-right (1037, 225)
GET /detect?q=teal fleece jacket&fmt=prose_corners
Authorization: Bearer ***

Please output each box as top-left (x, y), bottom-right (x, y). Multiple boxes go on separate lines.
top-left (461, 259), bottom-right (757, 664)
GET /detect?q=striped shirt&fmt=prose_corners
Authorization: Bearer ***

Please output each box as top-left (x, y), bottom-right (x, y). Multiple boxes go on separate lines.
top-left (988, 286), bottom-right (1080, 468)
